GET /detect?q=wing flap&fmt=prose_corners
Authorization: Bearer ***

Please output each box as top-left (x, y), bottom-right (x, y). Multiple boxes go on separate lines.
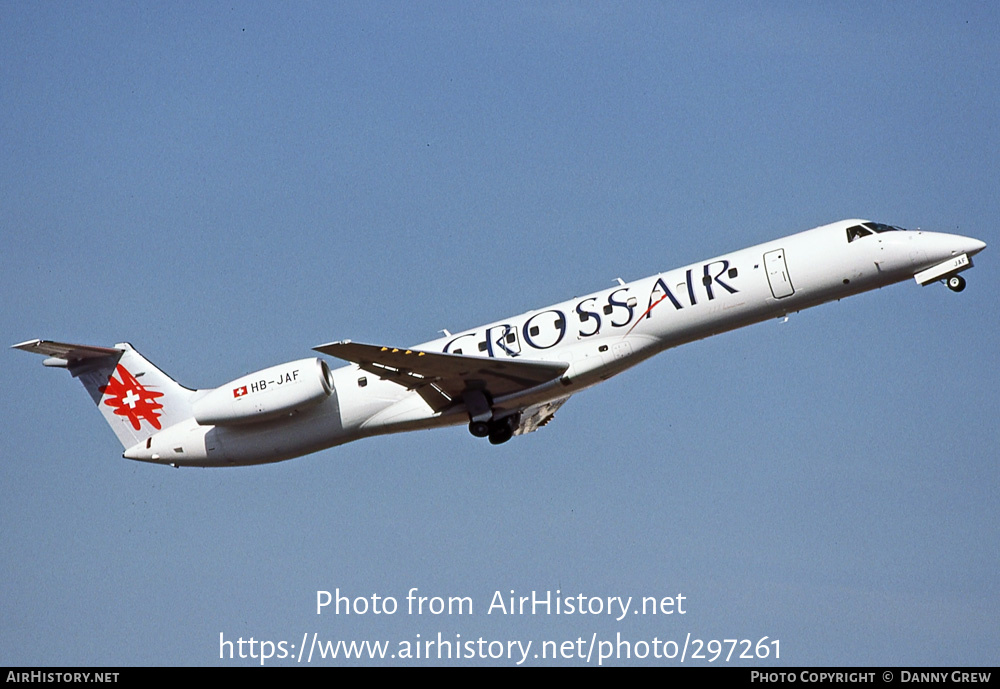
top-left (314, 340), bottom-right (568, 401)
top-left (513, 396), bottom-right (570, 436)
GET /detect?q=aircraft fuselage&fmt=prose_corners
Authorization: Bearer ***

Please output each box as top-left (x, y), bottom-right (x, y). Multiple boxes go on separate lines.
top-left (16, 219), bottom-right (985, 467)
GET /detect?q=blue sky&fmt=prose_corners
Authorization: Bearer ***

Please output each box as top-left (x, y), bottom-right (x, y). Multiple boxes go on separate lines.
top-left (2, 2), bottom-right (998, 666)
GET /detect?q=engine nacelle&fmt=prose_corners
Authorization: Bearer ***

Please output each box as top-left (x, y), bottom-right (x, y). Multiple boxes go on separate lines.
top-left (193, 358), bottom-right (334, 426)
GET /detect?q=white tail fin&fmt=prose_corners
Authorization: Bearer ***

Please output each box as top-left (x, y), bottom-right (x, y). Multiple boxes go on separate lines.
top-left (13, 340), bottom-right (196, 448)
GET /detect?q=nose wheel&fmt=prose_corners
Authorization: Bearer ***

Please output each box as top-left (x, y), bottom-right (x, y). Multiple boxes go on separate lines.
top-left (946, 275), bottom-right (966, 292)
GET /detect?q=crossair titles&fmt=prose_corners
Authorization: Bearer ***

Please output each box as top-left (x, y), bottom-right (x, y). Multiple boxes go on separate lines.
top-left (443, 260), bottom-right (738, 357)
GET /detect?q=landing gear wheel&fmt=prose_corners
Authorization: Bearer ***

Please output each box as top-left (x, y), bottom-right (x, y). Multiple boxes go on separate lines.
top-left (469, 421), bottom-right (490, 438)
top-left (487, 416), bottom-right (516, 445)
top-left (947, 275), bottom-right (966, 292)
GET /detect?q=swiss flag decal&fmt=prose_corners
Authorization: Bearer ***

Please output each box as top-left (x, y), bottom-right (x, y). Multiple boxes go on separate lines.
top-left (233, 386), bottom-right (248, 398)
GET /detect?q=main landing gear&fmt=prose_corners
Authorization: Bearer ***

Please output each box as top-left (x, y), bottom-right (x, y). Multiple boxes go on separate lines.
top-left (469, 420), bottom-right (490, 438)
top-left (946, 275), bottom-right (966, 293)
top-left (464, 389), bottom-right (518, 445)
top-left (468, 414), bottom-right (518, 445)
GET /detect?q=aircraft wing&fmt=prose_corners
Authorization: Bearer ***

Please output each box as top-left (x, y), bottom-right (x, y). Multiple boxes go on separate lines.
top-left (314, 340), bottom-right (568, 411)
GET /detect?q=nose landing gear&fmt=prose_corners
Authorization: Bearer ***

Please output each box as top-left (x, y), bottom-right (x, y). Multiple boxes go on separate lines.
top-left (946, 275), bottom-right (966, 292)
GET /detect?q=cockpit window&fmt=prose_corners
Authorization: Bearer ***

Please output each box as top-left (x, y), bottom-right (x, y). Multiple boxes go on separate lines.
top-left (863, 222), bottom-right (903, 233)
top-left (847, 221), bottom-right (907, 242)
top-left (846, 224), bottom-right (873, 242)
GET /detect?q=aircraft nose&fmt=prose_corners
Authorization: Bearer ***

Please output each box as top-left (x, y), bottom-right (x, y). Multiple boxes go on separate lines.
top-left (965, 237), bottom-right (987, 257)
top-left (927, 232), bottom-right (986, 259)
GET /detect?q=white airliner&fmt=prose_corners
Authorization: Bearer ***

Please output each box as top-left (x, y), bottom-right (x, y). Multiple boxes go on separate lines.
top-left (15, 219), bottom-right (985, 468)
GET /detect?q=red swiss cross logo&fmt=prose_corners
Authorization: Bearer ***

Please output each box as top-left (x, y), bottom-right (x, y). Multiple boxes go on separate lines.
top-left (233, 385), bottom-right (248, 398)
top-left (99, 364), bottom-right (165, 431)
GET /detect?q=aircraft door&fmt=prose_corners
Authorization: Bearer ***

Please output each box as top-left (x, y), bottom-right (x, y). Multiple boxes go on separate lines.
top-left (764, 249), bottom-right (794, 299)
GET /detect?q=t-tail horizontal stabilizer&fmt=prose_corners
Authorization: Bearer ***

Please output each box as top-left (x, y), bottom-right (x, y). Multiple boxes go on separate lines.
top-left (12, 339), bottom-right (122, 367)
top-left (13, 339), bottom-right (195, 449)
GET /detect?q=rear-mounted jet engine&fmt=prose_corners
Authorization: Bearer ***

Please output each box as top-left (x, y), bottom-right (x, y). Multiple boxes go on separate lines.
top-left (192, 358), bottom-right (334, 425)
